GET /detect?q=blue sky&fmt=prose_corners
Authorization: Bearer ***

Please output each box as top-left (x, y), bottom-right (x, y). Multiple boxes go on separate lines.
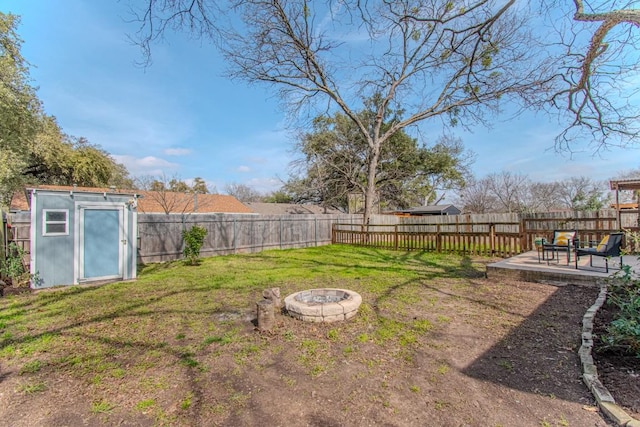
top-left (2, 0), bottom-right (639, 196)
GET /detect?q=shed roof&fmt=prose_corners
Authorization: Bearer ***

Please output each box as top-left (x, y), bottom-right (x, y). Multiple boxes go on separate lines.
top-left (10, 185), bottom-right (139, 211)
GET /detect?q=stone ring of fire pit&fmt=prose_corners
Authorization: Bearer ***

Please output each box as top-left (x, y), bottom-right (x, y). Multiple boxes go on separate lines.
top-left (284, 288), bottom-right (362, 323)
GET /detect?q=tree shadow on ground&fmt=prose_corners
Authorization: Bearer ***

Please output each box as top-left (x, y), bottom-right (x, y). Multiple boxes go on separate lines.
top-left (461, 284), bottom-right (599, 402)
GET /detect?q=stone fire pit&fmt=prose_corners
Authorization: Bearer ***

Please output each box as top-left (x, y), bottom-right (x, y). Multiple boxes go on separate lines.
top-left (284, 288), bottom-right (362, 323)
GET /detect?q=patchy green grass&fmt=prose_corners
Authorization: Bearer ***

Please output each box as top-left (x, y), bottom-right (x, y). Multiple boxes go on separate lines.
top-left (0, 245), bottom-right (489, 424)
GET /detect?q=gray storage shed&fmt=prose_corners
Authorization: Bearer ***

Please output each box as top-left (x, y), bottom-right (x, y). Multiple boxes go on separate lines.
top-left (28, 187), bottom-right (139, 288)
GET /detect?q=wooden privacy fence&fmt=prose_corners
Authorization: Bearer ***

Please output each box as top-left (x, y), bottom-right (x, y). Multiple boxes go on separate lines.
top-left (332, 222), bottom-right (522, 257)
top-left (332, 210), bottom-right (638, 257)
top-left (3, 212), bottom-right (366, 265)
top-left (5, 209), bottom-right (639, 265)
top-left (138, 213), bottom-right (364, 263)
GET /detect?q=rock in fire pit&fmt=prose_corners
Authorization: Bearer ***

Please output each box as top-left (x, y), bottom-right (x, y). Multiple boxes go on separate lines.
top-left (284, 288), bottom-right (362, 323)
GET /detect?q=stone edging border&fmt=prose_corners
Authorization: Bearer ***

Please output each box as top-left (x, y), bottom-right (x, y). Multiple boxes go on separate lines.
top-left (580, 283), bottom-right (640, 427)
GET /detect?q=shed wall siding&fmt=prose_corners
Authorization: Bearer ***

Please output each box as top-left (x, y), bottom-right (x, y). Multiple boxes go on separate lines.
top-left (33, 193), bottom-right (76, 287)
top-left (31, 191), bottom-right (137, 288)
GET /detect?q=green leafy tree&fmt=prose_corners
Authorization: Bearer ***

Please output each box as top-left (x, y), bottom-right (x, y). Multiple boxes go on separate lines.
top-left (0, 13), bottom-right (132, 206)
top-left (169, 179), bottom-right (190, 193)
top-left (288, 107), bottom-right (473, 212)
top-left (191, 177), bottom-right (209, 194)
top-left (262, 190), bottom-right (293, 204)
top-left (0, 13), bottom-right (40, 206)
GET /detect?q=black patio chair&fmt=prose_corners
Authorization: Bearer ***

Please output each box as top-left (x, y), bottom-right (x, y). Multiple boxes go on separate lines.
top-left (574, 232), bottom-right (624, 273)
top-left (540, 230), bottom-right (577, 265)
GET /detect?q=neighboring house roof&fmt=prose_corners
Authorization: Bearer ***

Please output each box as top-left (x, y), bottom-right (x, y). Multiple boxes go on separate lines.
top-left (9, 191), bottom-right (30, 211)
top-left (395, 204), bottom-right (461, 216)
top-left (245, 202), bottom-right (343, 215)
top-left (136, 191), bottom-right (254, 214)
top-left (9, 185), bottom-right (254, 215)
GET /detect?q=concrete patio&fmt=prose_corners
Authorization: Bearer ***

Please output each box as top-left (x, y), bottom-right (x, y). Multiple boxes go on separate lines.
top-left (486, 250), bottom-right (640, 286)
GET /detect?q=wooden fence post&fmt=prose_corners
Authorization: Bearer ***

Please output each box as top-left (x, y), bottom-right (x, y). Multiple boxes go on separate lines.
top-left (394, 224), bottom-right (398, 251)
top-left (436, 224), bottom-right (442, 252)
top-left (520, 217), bottom-right (527, 251)
top-left (489, 223), bottom-right (496, 256)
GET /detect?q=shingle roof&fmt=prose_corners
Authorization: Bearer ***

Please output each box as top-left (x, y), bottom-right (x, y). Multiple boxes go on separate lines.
top-left (9, 185), bottom-right (254, 214)
top-left (396, 204), bottom-right (461, 215)
top-left (136, 191), bottom-right (254, 214)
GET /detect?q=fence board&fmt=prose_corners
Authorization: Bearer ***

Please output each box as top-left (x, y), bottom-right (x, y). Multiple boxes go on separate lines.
top-left (137, 213), bottom-right (363, 263)
top-left (6, 209), bottom-right (639, 266)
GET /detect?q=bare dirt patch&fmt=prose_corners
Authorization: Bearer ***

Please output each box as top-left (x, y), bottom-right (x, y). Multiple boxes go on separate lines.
top-left (0, 274), bottom-right (618, 426)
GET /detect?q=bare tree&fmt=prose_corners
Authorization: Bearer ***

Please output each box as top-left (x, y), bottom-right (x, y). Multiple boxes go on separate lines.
top-left (546, 0), bottom-right (640, 151)
top-left (130, 0), bottom-right (554, 224)
top-left (456, 177), bottom-right (499, 214)
top-left (485, 171), bottom-right (531, 213)
top-left (135, 173), bottom-right (194, 214)
top-left (555, 176), bottom-right (609, 210)
top-left (457, 172), bottom-right (610, 213)
top-left (526, 181), bottom-right (563, 212)
top-left (224, 182), bottom-right (263, 203)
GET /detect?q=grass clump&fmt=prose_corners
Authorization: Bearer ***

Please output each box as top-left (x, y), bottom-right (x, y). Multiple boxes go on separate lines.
top-left (135, 399), bottom-right (156, 411)
top-left (91, 400), bottom-right (115, 414)
top-left (18, 381), bottom-right (46, 394)
top-left (19, 360), bottom-right (43, 375)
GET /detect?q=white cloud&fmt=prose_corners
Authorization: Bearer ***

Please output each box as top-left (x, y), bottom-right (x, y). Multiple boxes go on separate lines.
top-left (113, 155), bottom-right (180, 176)
top-left (237, 165), bottom-right (251, 172)
top-left (246, 177), bottom-right (283, 193)
top-left (164, 148), bottom-right (192, 156)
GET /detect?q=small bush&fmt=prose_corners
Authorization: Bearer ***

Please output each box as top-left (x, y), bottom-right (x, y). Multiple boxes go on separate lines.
top-left (182, 225), bottom-right (208, 265)
top-left (602, 266), bottom-right (640, 358)
top-left (623, 229), bottom-right (640, 255)
top-left (0, 243), bottom-right (30, 287)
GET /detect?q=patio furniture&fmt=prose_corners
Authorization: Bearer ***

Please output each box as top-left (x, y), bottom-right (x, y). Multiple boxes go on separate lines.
top-left (574, 232), bottom-right (624, 273)
top-left (539, 230), bottom-right (577, 265)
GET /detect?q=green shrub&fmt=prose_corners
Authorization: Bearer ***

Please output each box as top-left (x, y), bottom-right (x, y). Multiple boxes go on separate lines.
top-left (602, 265), bottom-right (640, 357)
top-left (182, 225), bottom-right (208, 265)
top-left (0, 243), bottom-right (30, 287)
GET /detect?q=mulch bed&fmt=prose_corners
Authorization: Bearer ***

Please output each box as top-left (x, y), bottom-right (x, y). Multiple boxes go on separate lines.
top-left (593, 301), bottom-right (640, 420)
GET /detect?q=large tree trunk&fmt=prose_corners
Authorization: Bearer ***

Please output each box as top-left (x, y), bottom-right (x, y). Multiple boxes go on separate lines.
top-left (362, 145), bottom-right (381, 225)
